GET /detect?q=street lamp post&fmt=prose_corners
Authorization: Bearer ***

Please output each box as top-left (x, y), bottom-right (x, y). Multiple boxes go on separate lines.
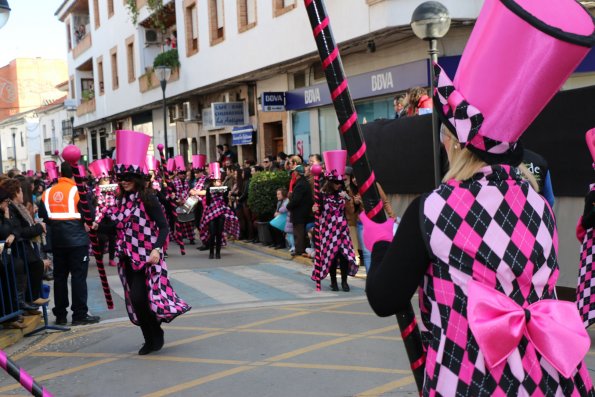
top-left (11, 128), bottom-right (16, 169)
top-left (411, 1), bottom-right (451, 187)
top-left (155, 65), bottom-right (172, 159)
top-left (0, 0), bottom-right (10, 29)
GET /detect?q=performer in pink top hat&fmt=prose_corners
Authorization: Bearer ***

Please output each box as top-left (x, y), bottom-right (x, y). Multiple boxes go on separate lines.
top-left (89, 159), bottom-right (118, 267)
top-left (189, 154), bottom-right (208, 250)
top-left (44, 160), bottom-right (59, 186)
top-left (198, 162), bottom-right (239, 259)
top-left (103, 130), bottom-right (190, 355)
top-left (171, 155), bottom-right (195, 244)
top-left (311, 150), bottom-right (358, 292)
top-left (363, 0), bottom-right (595, 395)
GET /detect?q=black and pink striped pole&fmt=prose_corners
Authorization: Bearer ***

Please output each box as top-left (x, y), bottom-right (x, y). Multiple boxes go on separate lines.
top-left (62, 145), bottom-right (114, 310)
top-left (1, 348), bottom-right (53, 396)
top-left (311, 164), bottom-right (323, 291)
top-left (304, 0), bottom-right (425, 392)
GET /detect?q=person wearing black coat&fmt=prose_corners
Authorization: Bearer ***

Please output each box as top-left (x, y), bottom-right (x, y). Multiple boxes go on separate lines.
top-left (286, 165), bottom-right (313, 256)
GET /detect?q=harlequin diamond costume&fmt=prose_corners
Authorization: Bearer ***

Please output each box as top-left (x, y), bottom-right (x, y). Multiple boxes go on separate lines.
top-left (577, 128), bottom-right (595, 328)
top-left (107, 130), bottom-right (190, 355)
top-left (190, 154), bottom-right (208, 245)
top-left (171, 155), bottom-right (196, 244)
top-left (199, 162), bottom-right (240, 259)
top-left (89, 158), bottom-right (118, 267)
top-left (164, 157), bottom-right (186, 255)
top-left (311, 150), bottom-right (358, 291)
top-left (363, 0), bottom-right (595, 395)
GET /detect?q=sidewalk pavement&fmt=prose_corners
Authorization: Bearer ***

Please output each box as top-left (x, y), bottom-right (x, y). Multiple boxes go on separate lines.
top-left (230, 239), bottom-right (368, 280)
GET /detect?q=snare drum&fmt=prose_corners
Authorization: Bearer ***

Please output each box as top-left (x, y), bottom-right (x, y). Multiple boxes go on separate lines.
top-left (177, 196), bottom-right (198, 214)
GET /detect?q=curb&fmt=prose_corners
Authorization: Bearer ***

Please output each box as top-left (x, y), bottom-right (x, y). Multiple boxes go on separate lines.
top-left (230, 240), bottom-right (367, 280)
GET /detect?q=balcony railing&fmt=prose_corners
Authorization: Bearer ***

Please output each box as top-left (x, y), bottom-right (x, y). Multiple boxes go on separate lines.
top-left (73, 33), bottom-right (92, 59)
top-left (139, 66), bottom-right (179, 93)
top-left (76, 97), bottom-right (96, 116)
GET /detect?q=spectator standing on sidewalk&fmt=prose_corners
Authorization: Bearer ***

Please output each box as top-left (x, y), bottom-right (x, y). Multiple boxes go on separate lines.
top-left (286, 165), bottom-right (313, 257)
top-left (38, 161), bottom-right (99, 326)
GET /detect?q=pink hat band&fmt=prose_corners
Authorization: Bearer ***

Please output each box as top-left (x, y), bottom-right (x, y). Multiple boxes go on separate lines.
top-left (323, 150), bottom-right (347, 179)
top-left (434, 0), bottom-right (594, 160)
top-left (115, 130), bottom-right (151, 175)
top-left (192, 154), bottom-right (206, 170)
top-left (209, 162), bottom-right (221, 180)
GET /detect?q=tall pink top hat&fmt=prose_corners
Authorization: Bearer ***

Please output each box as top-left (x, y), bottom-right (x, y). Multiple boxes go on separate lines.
top-left (323, 150), bottom-right (347, 181)
top-left (145, 155), bottom-right (159, 173)
top-left (174, 155), bottom-right (187, 173)
top-left (88, 159), bottom-right (113, 179)
top-left (192, 154), bottom-right (207, 170)
top-left (434, 0), bottom-right (595, 165)
top-left (166, 158), bottom-right (176, 173)
top-left (208, 162), bottom-right (221, 180)
top-left (114, 130), bottom-right (151, 176)
top-left (44, 160), bottom-right (59, 182)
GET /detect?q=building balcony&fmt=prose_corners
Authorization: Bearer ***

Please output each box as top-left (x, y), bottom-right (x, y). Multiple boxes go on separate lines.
top-left (76, 97), bottom-right (96, 116)
top-left (73, 33), bottom-right (92, 59)
top-left (139, 66), bottom-right (179, 93)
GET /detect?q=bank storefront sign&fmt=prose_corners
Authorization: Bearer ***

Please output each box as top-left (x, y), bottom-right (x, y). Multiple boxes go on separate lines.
top-left (285, 60), bottom-right (429, 110)
top-left (262, 92), bottom-right (286, 112)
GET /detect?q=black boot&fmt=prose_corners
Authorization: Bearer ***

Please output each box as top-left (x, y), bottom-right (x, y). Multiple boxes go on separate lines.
top-left (215, 246), bottom-right (221, 259)
top-left (330, 277), bottom-right (339, 291)
top-left (209, 246), bottom-right (215, 259)
top-left (341, 279), bottom-right (350, 292)
top-left (138, 325), bottom-right (154, 355)
top-left (152, 324), bottom-right (164, 352)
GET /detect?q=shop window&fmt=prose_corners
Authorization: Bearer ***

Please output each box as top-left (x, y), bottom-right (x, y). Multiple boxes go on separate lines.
top-left (126, 36), bottom-right (135, 83)
top-left (318, 107), bottom-right (339, 152)
top-left (273, 0), bottom-right (296, 18)
top-left (238, 0), bottom-right (257, 32)
top-left (292, 111), bottom-right (311, 159)
top-left (355, 97), bottom-right (393, 124)
top-left (184, 0), bottom-right (199, 56)
top-left (209, 0), bottom-right (225, 45)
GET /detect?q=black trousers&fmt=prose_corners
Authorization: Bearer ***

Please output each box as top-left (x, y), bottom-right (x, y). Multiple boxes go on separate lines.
top-left (293, 223), bottom-right (306, 255)
top-left (330, 254), bottom-right (348, 283)
top-left (209, 217), bottom-right (225, 248)
top-left (52, 245), bottom-right (89, 319)
top-left (122, 257), bottom-right (162, 343)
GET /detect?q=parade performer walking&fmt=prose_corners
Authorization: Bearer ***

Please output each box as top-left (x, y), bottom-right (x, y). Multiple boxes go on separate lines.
top-left (89, 159), bottom-right (117, 267)
top-left (577, 128), bottom-right (595, 328)
top-left (199, 162), bottom-right (239, 259)
top-left (172, 156), bottom-right (195, 245)
top-left (362, 0), bottom-right (595, 395)
top-left (311, 150), bottom-right (358, 291)
top-left (108, 130), bottom-right (190, 355)
top-left (188, 154), bottom-right (208, 250)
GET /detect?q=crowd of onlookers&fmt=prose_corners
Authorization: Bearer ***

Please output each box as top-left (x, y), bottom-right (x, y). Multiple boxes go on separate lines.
top-left (0, 169), bottom-right (53, 329)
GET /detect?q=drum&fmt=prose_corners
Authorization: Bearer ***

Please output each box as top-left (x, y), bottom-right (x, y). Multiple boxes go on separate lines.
top-left (179, 196), bottom-right (198, 214)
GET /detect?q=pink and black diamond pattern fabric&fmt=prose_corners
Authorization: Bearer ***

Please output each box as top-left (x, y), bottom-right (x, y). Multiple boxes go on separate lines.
top-left (199, 190), bottom-right (239, 243)
top-left (311, 193), bottom-right (357, 282)
top-left (578, 185), bottom-right (595, 328)
top-left (421, 165), bottom-right (593, 396)
top-left (111, 193), bottom-right (190, 324)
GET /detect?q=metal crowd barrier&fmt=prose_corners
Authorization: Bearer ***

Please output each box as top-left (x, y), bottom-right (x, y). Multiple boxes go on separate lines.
top-left (0, 240), bottom-right (22, 324)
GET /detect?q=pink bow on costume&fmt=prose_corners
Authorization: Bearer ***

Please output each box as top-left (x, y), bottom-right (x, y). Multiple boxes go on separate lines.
top-left (467, 280), bottom-right (590, 378)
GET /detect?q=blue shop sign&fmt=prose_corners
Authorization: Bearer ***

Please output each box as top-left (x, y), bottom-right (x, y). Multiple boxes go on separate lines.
top-left (262, 92), bottom-right (286, 112)
top-left (232, 126), bottom-right (254, 146)
top-left (286, 60), bottom-right (429, 110)
top-left (212, 102), bottom-right (246, 127)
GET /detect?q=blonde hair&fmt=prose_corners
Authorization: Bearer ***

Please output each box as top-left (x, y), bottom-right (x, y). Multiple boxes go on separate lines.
top-left (441, 128), bottom-right (538, 191)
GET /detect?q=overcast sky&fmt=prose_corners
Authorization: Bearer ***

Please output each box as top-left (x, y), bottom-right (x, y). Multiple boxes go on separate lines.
top-left (0, 0), bottom-right (67, 67)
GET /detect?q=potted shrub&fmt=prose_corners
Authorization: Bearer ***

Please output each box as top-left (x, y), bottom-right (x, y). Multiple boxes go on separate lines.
top-left (248, 170), bottom-right (290, 244)
top-left (153, 48), bottom-right (180, 69)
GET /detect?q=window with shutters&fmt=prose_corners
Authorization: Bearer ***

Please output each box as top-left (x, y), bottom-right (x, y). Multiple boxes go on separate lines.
top-left (209, 0), bottom-right (225, 45)
top-left (238, 0), bottom-right (257, 33)
top-left (273, 0), bottom-right (296, 18)
top-left (184, 0), bottom-right (199, 56)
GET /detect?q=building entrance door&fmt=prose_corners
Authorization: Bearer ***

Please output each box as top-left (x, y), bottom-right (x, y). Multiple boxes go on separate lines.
top-left (263, 121), bottom-right (283, 156)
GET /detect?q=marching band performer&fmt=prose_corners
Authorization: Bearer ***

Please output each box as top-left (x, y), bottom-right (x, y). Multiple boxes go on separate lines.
top-left (199, 162), bottom-right (239, 259)
top-left (188, 154), bottom-right (208, 250)
top-left (107, 130), bottom-right (190, 355)
top-left (172, 156), bottom-right (195, 245)
top-left (89, 158), bottom-right (117, 267)
top-left (311, 150), bottom-right (358, 291)
top-left (363, 0), bottom-right (595, 394)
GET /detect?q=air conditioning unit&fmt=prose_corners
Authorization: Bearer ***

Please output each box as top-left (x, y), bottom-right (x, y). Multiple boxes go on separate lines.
top-left (183, 101), bottom-right (200, 122)
top-left (172, 104), bottom-right (184, 121)
top-left (145, 29), bottom-right (161, 46)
